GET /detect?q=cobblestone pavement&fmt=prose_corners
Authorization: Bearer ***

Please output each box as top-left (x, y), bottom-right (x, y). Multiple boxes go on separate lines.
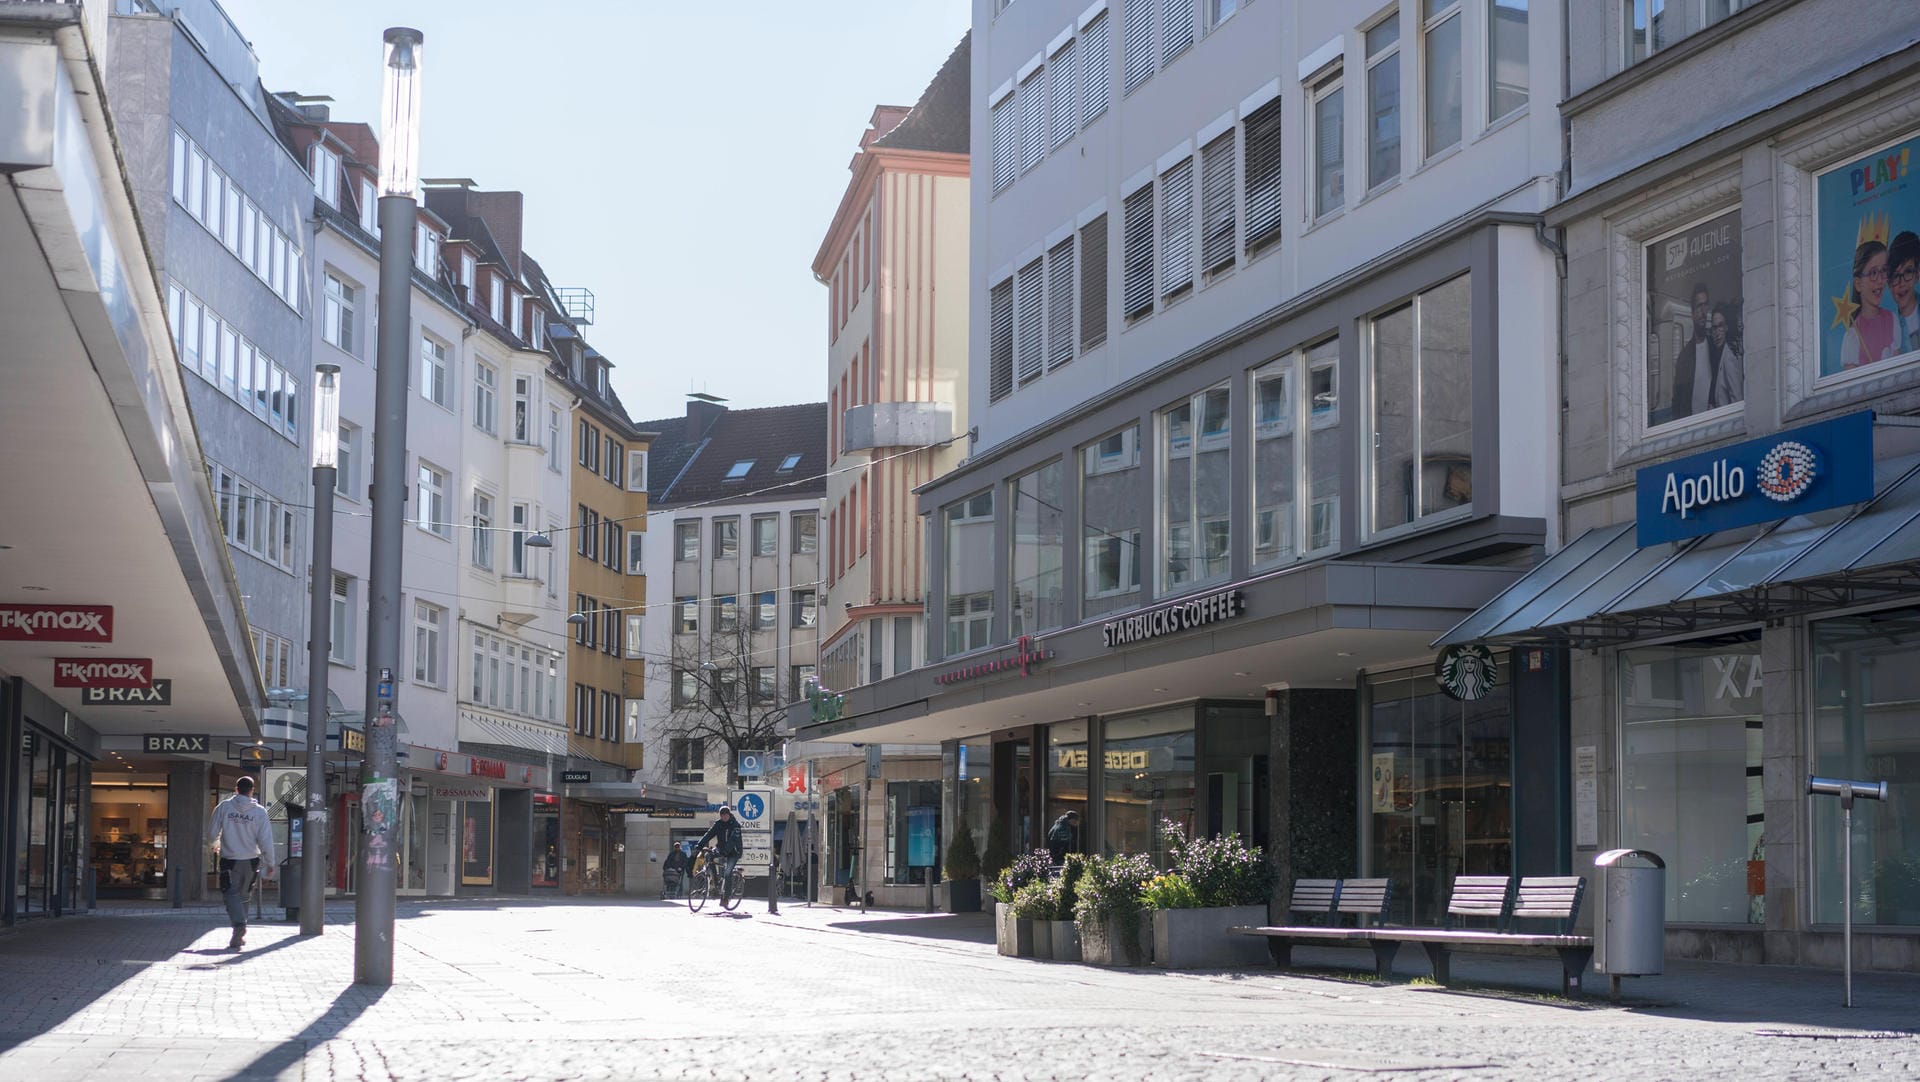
top-left (1, 897), bottom-right (1917, 1080)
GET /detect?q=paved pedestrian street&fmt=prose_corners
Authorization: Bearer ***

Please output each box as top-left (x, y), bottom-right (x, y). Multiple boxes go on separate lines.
top-left (0, 898), bottom-right (1916, 1081)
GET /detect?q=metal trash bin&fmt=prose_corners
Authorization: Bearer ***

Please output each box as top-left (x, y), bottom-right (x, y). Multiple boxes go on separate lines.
top-left (278, 856), bottom-right (301, 923)
top-left (1595, 848), bottom-right (1665, 997)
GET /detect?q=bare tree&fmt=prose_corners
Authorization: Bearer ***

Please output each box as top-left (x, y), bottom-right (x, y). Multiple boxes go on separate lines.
top-left (649, 597), bottom-right (793, 790)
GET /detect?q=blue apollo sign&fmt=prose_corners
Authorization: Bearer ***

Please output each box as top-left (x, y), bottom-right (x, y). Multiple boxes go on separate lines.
top-left (1635, 412), bottom-right (1875, 546)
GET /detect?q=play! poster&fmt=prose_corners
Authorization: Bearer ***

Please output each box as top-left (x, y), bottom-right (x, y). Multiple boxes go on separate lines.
top-left (1819, 134), bottom-right (1920, 376)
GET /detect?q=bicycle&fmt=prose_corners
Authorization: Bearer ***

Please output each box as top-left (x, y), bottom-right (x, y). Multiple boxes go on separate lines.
top-left (687, 846), bottom-right (748, 912)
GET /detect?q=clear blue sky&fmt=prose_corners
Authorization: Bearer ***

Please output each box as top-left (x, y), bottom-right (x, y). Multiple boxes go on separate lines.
top-left (217, 0), bottom-right (971, 422)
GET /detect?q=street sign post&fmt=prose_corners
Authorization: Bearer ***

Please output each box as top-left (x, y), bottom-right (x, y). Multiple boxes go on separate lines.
top-left (729, 787), bottom-right (774, 868)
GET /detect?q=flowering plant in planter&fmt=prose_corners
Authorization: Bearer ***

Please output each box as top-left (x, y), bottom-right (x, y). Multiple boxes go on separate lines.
top-left (992, 848), bottom-right (1056, 904)
top-left (1140, 872), bottom-right (1203, 910)
top-left (1160, 818), bottom-right (1276, 908)
top-left (1010, 878), bottom-right (1060, 921)
top-left (1073, 852), bottom-right (1156, 964)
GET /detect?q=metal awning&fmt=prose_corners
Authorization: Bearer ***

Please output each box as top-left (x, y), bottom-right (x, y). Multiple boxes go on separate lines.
top-left (1436, 456), bottom-right (1920, 648)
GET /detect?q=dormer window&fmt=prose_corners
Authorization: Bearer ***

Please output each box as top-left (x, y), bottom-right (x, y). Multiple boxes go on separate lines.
top-left (725, 460), bottom-right (755, 482)
top-left (414, 225), bottom-right (440, 275)
top-left (310, 144), bottom-right (340, 208)
top-left (488, 276), bottom-right (504, 323)
top-left (777, 454), bottom-right (801, 473)
top-left (595, 363), bottom-right (607, 396)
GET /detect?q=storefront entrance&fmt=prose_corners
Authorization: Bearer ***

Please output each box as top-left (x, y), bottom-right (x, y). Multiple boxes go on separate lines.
top-left (16, 728), bottom-right (86, 917)
top-left (90, 774), bottom-right (170, 899)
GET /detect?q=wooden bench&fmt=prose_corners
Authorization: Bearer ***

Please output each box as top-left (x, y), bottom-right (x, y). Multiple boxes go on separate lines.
top-left (1229, 878), bottom-right (1397, 978)
top-left (1372, 876), bottom-right (1594, 996)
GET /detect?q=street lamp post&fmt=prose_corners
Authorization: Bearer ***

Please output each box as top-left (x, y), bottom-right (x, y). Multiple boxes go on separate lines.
top-left (302, 363), bottom-right (341, 938)
top-left (356, 26), bottom-right (423, 987)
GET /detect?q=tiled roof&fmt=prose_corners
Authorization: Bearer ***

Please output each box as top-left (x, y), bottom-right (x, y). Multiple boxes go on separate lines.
top-left (632, 403), bottom-right (828, 508)
top-left (871, 32), bottom-right (970, 155)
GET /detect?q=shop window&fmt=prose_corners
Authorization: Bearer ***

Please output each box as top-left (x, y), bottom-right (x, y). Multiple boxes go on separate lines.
top-left (1158, 384), bottom-right (1231, 592)
top-left (1644, 208), bottom-right (1744, 430)
top-left (1045, 719), bottom-right (1089, 857)
top-left (1253, 338), bottom-right (1341, 567)
top-left (943, 490), bottom-right (995, 654)
top-left (1081, 426), bottom-right (1143, 618)
top-left (885, 780), bottom-right (943, 886)
top-left (1369, 275), bottom-right (1472, 535)
top-left (1817, 137), bottom-right (1920, 383)
top-left (1101, 709), bottom-right (1196, 867)
top-left (1619, 637), bottom-right (1763, 925)
top-left (1009, 460), bottom-right (1066, 637)
top-left (1813, 611), bottom-right (1920, 927)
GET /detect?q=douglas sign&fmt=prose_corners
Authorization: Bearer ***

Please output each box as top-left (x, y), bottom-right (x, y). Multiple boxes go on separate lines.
top-left (1636, 412), bottom-right (1875, 546)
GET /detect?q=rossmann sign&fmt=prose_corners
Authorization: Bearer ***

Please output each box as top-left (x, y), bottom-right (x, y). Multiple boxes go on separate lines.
top-left (0, 604), bottom-right (112, 642)
top-left (1636, 412), bottom-right (1875, 547)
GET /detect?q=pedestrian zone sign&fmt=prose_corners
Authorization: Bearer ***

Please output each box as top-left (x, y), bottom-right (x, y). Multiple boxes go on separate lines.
top-left (730, 787), bottom-right (774, 868)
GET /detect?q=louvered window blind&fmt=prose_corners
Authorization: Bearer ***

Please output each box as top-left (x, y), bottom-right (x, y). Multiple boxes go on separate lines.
top-left (1081, 13), bottom-right (1111, 123)
top-left (1243, 98), bottom-right (1284, 251)
top-left (1200, 130), bottom-right (1237, 273)
top-left (1019, 71), bottom-right (1046, 173)
top-left (1159, 158), bottom-right (1195, 298)
top-left (1080, 215), bottom-right (1109, 351)
top-left (1123, 0), bottom-right (1153, 93)
top-left (1161, 0), bottom-right (1195, 64)
top-left (1047, 237), bottom-right (1075, 370)
top-left (990, 97), bottom-right (1016, 193)
top-left (989, 279), bottom-right (1014, 400)
top-left (1122, 186), bottom-right (1155, 319)
top-left (1050, 39), bottom-right (1078, 149)
top-left (1015, 258), bottom-right (1046, 385)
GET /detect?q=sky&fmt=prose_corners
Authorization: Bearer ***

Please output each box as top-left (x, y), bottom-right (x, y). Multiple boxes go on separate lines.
top-left (216, 0), bottom-right (971, 424)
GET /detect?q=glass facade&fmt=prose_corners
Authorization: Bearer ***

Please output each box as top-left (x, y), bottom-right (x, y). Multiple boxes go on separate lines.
top-left (1045, 720), bottom-right (1089, 855)
top-left (1102, 709), bottom-right (1196, 865)
top-left (1371, 274), bottom-right (1472, 534)
top-left (1009, 460), bottom-right (1066, 637)
top-left (1619, 638), bottom-right (1763, 925)
top-left (943, 491), bottom-right (995, 655)
top-left (1159, 384), bottom-right (1232, 592)
top-left (1813, 610), bottom-right (1920, 927)
top-left (1080, 427), bottom-right (1144, 618)
top-left (1252, 338), bottom-right (1341, 568)
top-left (886, 780), bottom-right (942, 886)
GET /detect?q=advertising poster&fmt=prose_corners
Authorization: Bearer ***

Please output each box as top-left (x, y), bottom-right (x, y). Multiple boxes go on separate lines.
top-left (1371, 752), bottom-right (1398, 815)
top-left (907, 806), bottom-right (936, 868)
top-left (1818, 134), bottom-right (1920, 376)
top-left (1646, 208), bottom-right (1744, 427)
top-left (461, 800), bottom-right (494, 885)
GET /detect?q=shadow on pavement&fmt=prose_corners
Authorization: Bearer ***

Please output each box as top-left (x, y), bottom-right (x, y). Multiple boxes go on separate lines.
top-left (0, 913), bottom-right (217, 1051)
top-left (823, 914), bottom-right (995, 944)
top-left (219, 984), bottom-right (387, 1082)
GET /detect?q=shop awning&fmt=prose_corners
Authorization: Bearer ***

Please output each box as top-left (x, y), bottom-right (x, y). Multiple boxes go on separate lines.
top-left (1436, 456), bottom-right (1920, 648)
top-left (457, 711), bottom-right (565, 756)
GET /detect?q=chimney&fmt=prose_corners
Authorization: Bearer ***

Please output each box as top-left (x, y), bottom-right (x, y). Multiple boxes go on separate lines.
top-left (686, 392), bottom-right (727, 437)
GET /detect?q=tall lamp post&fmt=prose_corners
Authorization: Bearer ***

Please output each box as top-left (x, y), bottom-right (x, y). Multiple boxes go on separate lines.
top-left (302, 363), bottom-right (341, 938)
top-left (356, 26), bottom-right (423, 987)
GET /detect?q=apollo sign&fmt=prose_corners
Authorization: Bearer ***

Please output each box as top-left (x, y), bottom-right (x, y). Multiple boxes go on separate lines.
top-left (1636, 412), bottom-right (1874, 546)
top-left (0, 604), bottom-right (113, 642)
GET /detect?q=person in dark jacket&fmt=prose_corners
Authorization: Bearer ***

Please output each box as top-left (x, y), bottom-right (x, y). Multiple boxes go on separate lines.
top-left (1046, 810), bottom-right (1079, 864)
top-left (661, 843), bottom-right (689, 898)
top-left (696, 806), bottom-right (745, 899)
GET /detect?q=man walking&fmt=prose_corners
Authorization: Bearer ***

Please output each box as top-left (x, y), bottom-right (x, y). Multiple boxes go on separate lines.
top-left (1046, 810), bottom-right (1079, 864)
top-left (207, 776), bottom-right (275, 950)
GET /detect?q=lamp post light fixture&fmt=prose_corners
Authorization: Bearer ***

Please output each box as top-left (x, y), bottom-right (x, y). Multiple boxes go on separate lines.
top-left (302, 364), bottom-right (341, 938)
top-left (356, 26), bottom-right (424, 988)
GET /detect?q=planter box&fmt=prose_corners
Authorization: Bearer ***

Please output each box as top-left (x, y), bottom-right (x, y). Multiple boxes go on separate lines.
top-left (995, 903), bottom-right (1034, 957)
top-left (1048, 919), bottom-right (1081, 963)
top-left (1079, 915), bottom-right (1152, 967)
top-left (1150, 905), bottom-right (1271, 969)
top-left (948, 878), bottom-right (982, 913)
top-left (1031, 918), bottom-right (1054, 959)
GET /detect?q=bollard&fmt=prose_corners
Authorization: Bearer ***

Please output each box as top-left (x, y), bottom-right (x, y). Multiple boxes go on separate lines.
top-left (1807, 776), bottom-right (1890, 1007)
top-left (767, 860), bottom-right (779, 915)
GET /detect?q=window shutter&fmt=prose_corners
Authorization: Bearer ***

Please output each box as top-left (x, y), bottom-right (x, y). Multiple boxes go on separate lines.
top-left (1019, 71), bottom-right (1046, 173)
top-left (1049, 39), bottom-right (1078, 149)
top-left (1200, 130), bottom-right (1237, 273)
top-left (1080, 13), bottom-right (1111, 123)
top-left (1243, 98), bottom-right (1284, 251)
top-left (1079, 215), bottom-right (1109, 351)
top-left (1047, 237), bottom-right (1075, 370)
top-left (1159, 158), bottom-right (1195, 297)
top-left (990, 98), bottom-right (1016, 193)
top-left (1015, 258), bottom-right (1046, 385)
top-left (1123, 0), bottom-right (1153, 93)
top-left (1161, 0), bottom-right (1195, 64)
top-left (1122, 185), bottom-right (1156, 320)
top-left (989, 279), bottom-right (1014, 401)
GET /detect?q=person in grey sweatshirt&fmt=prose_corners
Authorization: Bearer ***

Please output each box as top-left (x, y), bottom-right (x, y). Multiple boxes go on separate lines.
top-left (207, 776), bottom-right (276, 949)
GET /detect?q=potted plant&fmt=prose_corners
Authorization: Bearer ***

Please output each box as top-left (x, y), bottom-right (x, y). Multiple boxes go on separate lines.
top-left (1074, 852), bottom-right (1155, 966)
top-left (1147, 819), bottom-right (1276, 969)
top-left (980, 815), bottom-right (1013, 918)
top-left (1050, 854), bottom-right (1086, 963)
top-left (993, 850), bottom-right (1052, 956)
top-left (1011, 878), bottom-right (1059, 959)
top-left (944, 826), bottom-right (982, 913)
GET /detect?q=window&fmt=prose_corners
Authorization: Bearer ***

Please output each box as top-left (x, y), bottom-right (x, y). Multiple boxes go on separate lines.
top-left (1366, 15), bottom-right (1402, 189)
top-left (414, 225), bottom-right (440, 275)
top-left (714, 518), bottom-right (739, 559)
top-left (1161, 0), bottom-right (1195, 65)
top-left (1122, 183), bottom-right (1155, 320)
top-left (509, 288), bottom-right (524, 339)
top-left (605, 438), bottom-right (624, 485)
top-left (1313, 75), bottom-right (1345, 218)
top-left (600, 691), bottom-right (620, 740)
top-left (1082, 428), bottom-right (1143, 616)
top-left (1199, 131), bottom-right (1236, 275)
top-left (253, 630), bottom-right (294, 690)
top-left (943, 491), bottom-right (995, 653)
top-left (508, 501), bottom-right (531, 576)
top-left (603, 608), bottom-right (620, 656)
top-left (336, 424), bottom-right (358, 499)
top-left (715, 595), bottom-right (739, 633)
top-left (1015, 258), bottom-right (1045, 386)
top-left (1123, 0), bottom-right (1154, 93)
top-left (513, 376), bottom-right (533, 443)
top-left (1646, 208), bottom-right (1745, 427)
top-left (473, 361), bottom-right (499, 434)
top-left (328, 574), bottom-right (354, 664)
top-left (488, 275), bottom-right (504, 323)
top-left (576, 505), bottom-right (600, 559)
top-left (1488, 0), bottom-right (1528, 121)
top-left (416, 462), bottom-right (450, 537)
top-left (793, 512), bottom-right (818, 554)
top-left (1423, 0), bottom-right (1464, 157)
top-left (1207, 0), bottom-right (1237, 29)
top-left (420, 336), bottom-right (449, 408)
top-left (676, 596), bottom-right (698, 634)
top-left (752, 515), bottom-right (778, 557)
top-left (323, 273), bottom-right (356, 354)
top-left (1252, 337), bottom-right (1341, 567)
top-left (1159, 384), bottom-right (1231, 590)
top-left (1079, 216), bottom-right (1108, 351)
top-left (1625, 0), bottom-right (1667, 66)
top-left (792, 589), bottom-right (818, 628)
top-left (574, 683), bottom-right (592, 736)
top-left (670, 737), bottom-right (704, 784)
top-left (1080, 11), bottom-right (1111, 124)
top-left (1047, 237), bottom-right (1076, 369)
top-left (605, 521), bottom-right (622, 571)
top-left (1018, 69), bottom-right (1046, 174)
top-left (413, 602), bottom-right (444, 686)
top-left (1049, 38), bottom-right (1078, 150)
top-left (1009, 461), bottom-right (1066, 637)
top-left (676, 521), bottom-right (699, 561)
top-left (629, 449), bottom-right (650, 492)
top-left (1159, 157), bottom-right (1195, 300)
top-left (472, 490), bottom-right (494, 569)
top-left (776, 453), bottom-right (801, 473)
top-left (791, 664), bottom-right (817, 701)
top-left (990, 93), bottom-right (1016, 194)
top-left (754, 590), bottom-right (777, 630)
top-left (1370, 274), bottom-right (1472, 533)
top-left (724, 460), bottom-right (754, 482)
top-left (988, 277), bottom-right (1015, 401)
top-left (548, 408), bottom-right (563, 472)
top-left (671, 672), bottom-right (697, 710)
top-left (752, 666), bottom-right (776, 703)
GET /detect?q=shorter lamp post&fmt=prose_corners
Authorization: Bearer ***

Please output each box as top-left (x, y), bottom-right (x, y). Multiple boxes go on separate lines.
top-left (302, 363), bottom-right (341, 937)
top-left (1807, 775), bottom-right (1890, 1007)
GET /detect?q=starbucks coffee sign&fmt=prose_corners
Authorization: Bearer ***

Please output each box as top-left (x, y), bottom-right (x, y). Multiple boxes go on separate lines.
top-left (1435, 644), bottom-right (1498, 701)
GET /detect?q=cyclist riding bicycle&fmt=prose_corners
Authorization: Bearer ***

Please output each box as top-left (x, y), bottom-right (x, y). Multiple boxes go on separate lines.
top-left (695, 805), bottom-right (744, 901)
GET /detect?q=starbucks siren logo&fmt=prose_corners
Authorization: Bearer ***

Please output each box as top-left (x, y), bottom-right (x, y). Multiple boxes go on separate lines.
top-left (1436, 644), bottom-right (1498, 702)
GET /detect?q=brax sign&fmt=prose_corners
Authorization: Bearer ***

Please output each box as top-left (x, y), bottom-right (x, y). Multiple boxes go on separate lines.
top-left (1636, 412), bottom-right (1876, 546)
top-left (1102, 589), bottom-right (1245, 647)
top-left (143, 733), bottom-right (209, 754)
top-left (0, 604), bottom-right (112, 642)
top-left (53, 658), bottom-right (153, 688)
top-left (84, 679), bottom-right (172, 706)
